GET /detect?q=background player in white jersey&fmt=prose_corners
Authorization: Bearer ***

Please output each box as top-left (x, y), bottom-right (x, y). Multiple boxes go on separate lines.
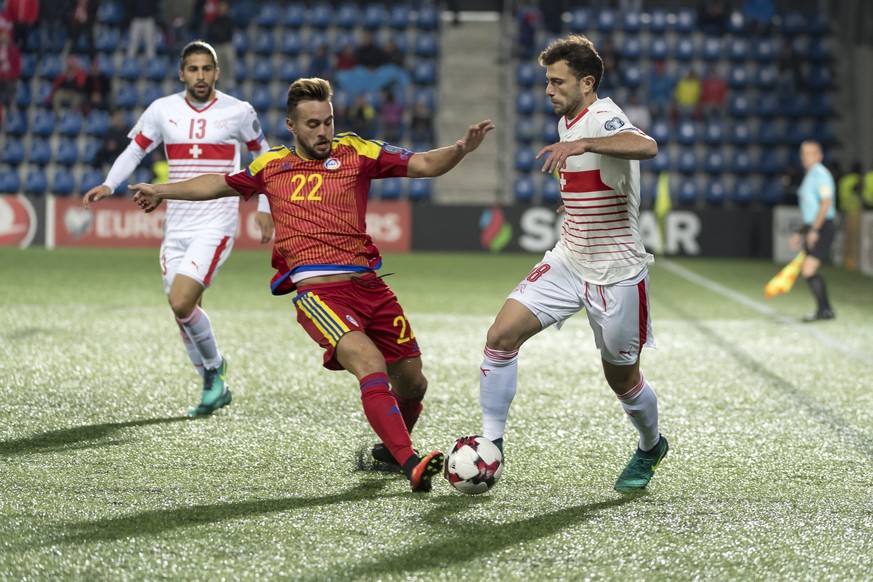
top-left (478, 34), bottom-right (667, 491)
top-left (82, 41), bottom-right (274, 417)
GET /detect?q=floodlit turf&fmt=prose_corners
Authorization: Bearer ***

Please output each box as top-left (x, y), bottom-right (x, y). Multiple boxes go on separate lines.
top-left (1, 247), bottom-right (872, 580)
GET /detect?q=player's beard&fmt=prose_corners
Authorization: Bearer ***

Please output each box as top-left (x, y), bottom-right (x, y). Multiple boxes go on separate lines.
top-left (301, 139), bottom-right (332, 160)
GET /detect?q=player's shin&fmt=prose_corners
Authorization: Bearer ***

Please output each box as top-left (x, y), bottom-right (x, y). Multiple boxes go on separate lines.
top-left (616, 372), bottom-right (660, 452)
top-left (360, 373), bottom-right (416, 468)
top-left (479, 347), bottom-right (519, 444)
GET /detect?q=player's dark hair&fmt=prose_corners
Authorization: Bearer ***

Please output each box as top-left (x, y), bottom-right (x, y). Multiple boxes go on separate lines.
top-left (286, 77), bottom-right (333, 118)
top-left (539, 34), bottom-right (604, 92)
top-left (179, 40), bottom-right (218, 70)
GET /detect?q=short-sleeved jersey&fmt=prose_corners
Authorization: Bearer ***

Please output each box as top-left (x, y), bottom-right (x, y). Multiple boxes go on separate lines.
top-left (130, 90), bottom-right (268, 235)
top-left (225, 132), bottom-right (412, 286)
top-left (552, 97), bottom-right (654, 285)
top-left (798, 162), bottom-right (836, 224)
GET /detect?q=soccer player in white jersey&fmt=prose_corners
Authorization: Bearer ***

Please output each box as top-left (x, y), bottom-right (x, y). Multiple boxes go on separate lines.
top-left (478, 34), bottom-right (668, 491)
top-left (82, 41), bottom-right (274, 416)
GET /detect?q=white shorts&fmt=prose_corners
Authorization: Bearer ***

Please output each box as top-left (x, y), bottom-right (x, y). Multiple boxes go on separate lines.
top-left (159, 231), bottom-right (235, 294)
top-left (508, 250), bottom-right (655, 365)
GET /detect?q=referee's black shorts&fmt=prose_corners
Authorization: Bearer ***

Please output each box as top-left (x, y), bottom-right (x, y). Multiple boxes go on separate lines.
top-left (803, 219), bottom-right (836, 262)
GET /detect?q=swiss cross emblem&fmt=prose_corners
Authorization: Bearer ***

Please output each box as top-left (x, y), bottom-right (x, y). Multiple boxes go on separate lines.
top-left (559, 171), bottom-right (567, 191)
top-left (189, 144), bottom-right (203, 159)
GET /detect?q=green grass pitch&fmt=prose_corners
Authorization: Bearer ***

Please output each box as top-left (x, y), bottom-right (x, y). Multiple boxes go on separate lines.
top-left (1, 247), bottom-right (872, 580)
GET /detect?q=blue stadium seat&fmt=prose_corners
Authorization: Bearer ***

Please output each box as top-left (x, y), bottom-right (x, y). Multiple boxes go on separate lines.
top-left (807, 67), bottom-right (831, 90)
top-left (758, 149), bottom-right (785, 175)
top-left (28, 139), bottom-right (52, 165)
top-left (414, 33), bottom-right (438, 58)
top-left (412, 60), bottom-right (437, 86)
top-left (95, 27), bottom-right (120, 53)
top-left (514, 146), bottom-right (536, 173)
top-left (516, 62), bottom-right (537, 87)
top-left (541, 119), bottom-right (559, 143)
top-left (784, 121), bottom-right (810, 146)
top-left (380, 178), bottom-right (403, 200)
top-left (674, 38), bottom-right (694, 61)
top-left (648, 10), bottom-right (668, 33)
top-left (568, 8), bottom-right (591, 32)
top-left (515, 90), bottom-right (537, 115)
top-left (2, 137), bottom-right (25, 165)
top-left (728, 38), bottom-right (749, 62)
top-left (812, 121), bottom-right (836, 146)
top-left (515, 118), bottom-right (537, 144)
top-left (639, 175), bottom-right (656, 205)
top-left (95, 53), bottom-right (115, 76)
top-left (675, 120), bottom-right (697, 145)
top-left (118, 56), bottom-right (141, 81)
top-left (779, 94), bottom-right (807, 118)
top-left (729, 121), bottom-right (751, 145)
top-left (727, 65), bottom-right (749, 89)
top-left (728, 94), bottom-right (751, 118)
top-left (39, 54), bottom-right (63, 80)
top-left (727, 10), bottom-right (746, 34)
top-left (58, 111), bottom-right (84, 137)
top-left (52, 168), bottom-right (76, 195)
top-left (705, 178), bottom-right (727, 204)
top-left (24, 168), bottom-right (48, 194)
top-left (80, 168), bottom-right (105, 192)
top-left (55, 140), bottom-right (79, 165)
top-left (703, 120), bottom-right (725, 146)
top-left (753, 39), bottom-right (777, 62)
top-left (675, 9), bottom-right (696, 33)
top-left (542, 176), bottom-right (561, 202)
top-left (650, 148), bottom-right (670, 172)
top-left (389, 4), bottom-right (411, 29)
top-left (648, 37), bottom-right (668, 61)
top-left (415, 4), bottom-right (439, 31)
top-left (703, 149), bottom-right (725, 174)
top-left (780, 12), bottom-right (806, 36)
top-left (362, 4), bottom-right (386, 29)
top-left (754, 65), bottom-right (778, 90)
top-left (701, 37), bottom-right (723, 61)
top-left (35, 81), bottom-right (53, 105)
top-left (142, 82), bottom-right (164, 106)
top-left (621, 64), bottom-right (642, 88)
top-left (676, 148), bottom-right (698, 174)
top-left (596, 9), bottom-right (617, 33)
top-left (730, 151), bottom-right (753, 174)
top-left (256, 3), bottom-right (281, 28)
top-left (280, 30), bottom-right (303, 55)
top-left (251, 59), bottom-right (275, 83)
top-left (282, 2), bottom-right (305, 27)
top-left (336, 3), bottom-right (360, 29)
top-left (254, 31), bottom-right (276, 55)
top-left (806, 11), bottom-right (831, 36)
top-left (676, 178), bottom-right (700, 204)
top-left (233, 30), bottom-right (249, 54)
top-left (31, 109), bottom-right (55, 137)
top-left (82, 139), bottom-right (101, 165)
top-left (621, 10), bottom-right (642, 33)
top-left (756, 120), bottom-right (783, 146)
top-left (409, 178), bottom-right (432, 200)
top-left (115, 85), bottom-right (139, 109)
top-left (144, 57), bottom-right (169, 81)
top-left (620, 36), bottom-right (643, 60)
top-left (808, 94), bottom-right (833, 118)
top-left (97, 0), bottom-right (123, 24)
top-left (279, 59), bottom-right (302, 83)
top-left (4, 108), bottom-right (27, 136)
top-left (760, 178), bottom-right (784, 205)
top-left (732, 177), bottom-right (756, 204)
top-left (248, 86), bottom-right (273, 111)
top-left (19, 53), bottom-right (36, 80)
top-left (0, 168), bottom-right (21, 193)
top-left (14, 80), bottom-right (31, 108)
top-left (514, 176), bottom-right (535, 203)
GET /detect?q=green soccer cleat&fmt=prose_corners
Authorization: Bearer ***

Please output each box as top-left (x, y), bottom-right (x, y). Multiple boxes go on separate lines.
top-left (614, 435), bottom-right (669, 492)
top-left (188, 358), bottom-right (232, 417)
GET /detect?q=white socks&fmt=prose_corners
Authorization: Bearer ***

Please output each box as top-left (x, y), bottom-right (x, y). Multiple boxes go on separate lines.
top-left (176, 306), bottom-right (222, 371)
top-left (617, 373), bottom-right (660, 452)
top-left (479, 347), bottom-right (519, 442)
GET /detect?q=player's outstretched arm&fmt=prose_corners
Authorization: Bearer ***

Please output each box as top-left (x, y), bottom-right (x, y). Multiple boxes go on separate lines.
top-left (537, 131), bottom-right (658, 174)
top-left (407, 119), bottom-right (495, 178)
top-left (82, 184), bottom-right (113, 209)
top-left (131, 174), bottom-right (238, 213)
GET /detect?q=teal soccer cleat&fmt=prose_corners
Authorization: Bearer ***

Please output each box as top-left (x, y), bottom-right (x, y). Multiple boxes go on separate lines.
top-left (188, 358), bottom-right (232, 417)
top-left (614, 435), bottom-right (669, 491)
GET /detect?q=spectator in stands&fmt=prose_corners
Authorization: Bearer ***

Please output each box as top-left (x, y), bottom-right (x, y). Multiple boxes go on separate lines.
top-left (743, 0), bottom-right (774, 36)
top-left (46, 54), bottom-right (88, 112)
top-left (124, 0), bottom-right (159, 59)
top-left (151, 149), bottom-right (169, 184)
top-left (94, 110), bottom-right (129, 169)
top-left (85, 57), bottom-right (111, 113)
top-left (409, 98), bottom-right (434, 147)
top-left (863, 162), bottom-right (873, 208)
top-left (700, 65), bottom-right (727, 120)
top-left (378, 86), bottom-right (404, 144)
top-left (697, 0), bottom-right (729, 36)
top-left (348, 93), bottom-right (376, 138)
top-left (646, 60), bottom-right (675, 121)
top-left (66, 0), bottom-right (99, 61)
top-left (335, 41), bottom-right (357, 72)
top-left (673, 67), bottom-right (702, 121)
top-left (355, 31), bottom-right (388, 71)
top-left (777, 40), bottom-right (804, 92)
top-left (623, 91), bottom-right (651, 134)
top-left (307, 44), bottom-right (333, 81)
top-left (0, 26), bottom-right (20, 123)
top-left (3, 0), bottom-right (38, 49)
top-left (204, 0), bottom-right (235, 85)
top-left (789, 140), bottom-right (837, 322)
top-left (194, 0), bottom-right (218, 38)
top-left (597, 36), bottom-right (621, 94)
top-left (163, 0), bottom-right (197, 54)
top-left (539, 0), bottom-right (564, 35)
top-left (38, 0), bottom-right (68, 57)
top-left (516, 5), bottom-right (539, 60)
top-left (382, 38), bottom-right (405, 68)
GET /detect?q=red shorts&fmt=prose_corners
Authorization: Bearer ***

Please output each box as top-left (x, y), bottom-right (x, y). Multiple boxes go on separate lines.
top-left (293, 273), bottom-right (421, 370)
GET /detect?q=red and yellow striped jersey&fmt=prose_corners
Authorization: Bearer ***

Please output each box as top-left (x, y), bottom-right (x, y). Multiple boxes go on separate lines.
top-left (225, 132), bottom-right (413, 290)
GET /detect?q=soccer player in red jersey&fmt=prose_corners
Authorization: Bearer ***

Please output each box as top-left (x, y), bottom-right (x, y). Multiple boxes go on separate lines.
top-left (131, 77), bottom-right (494, 492)
top-left (82, 41), bottom-right (274, 417)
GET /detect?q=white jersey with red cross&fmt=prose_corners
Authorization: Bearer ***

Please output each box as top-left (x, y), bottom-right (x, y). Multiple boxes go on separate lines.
top-left (129, 90), bottom-right (269, 236)
top-left (552, 97), bottom-right (654, 286)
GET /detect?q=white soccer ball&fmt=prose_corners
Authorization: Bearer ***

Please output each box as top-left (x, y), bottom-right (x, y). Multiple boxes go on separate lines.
top-left (443, 435), bottom-right (504, 495)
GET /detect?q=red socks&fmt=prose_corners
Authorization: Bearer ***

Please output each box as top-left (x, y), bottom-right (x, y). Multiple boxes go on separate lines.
top-left (360, 373), bottom-right (416, 466)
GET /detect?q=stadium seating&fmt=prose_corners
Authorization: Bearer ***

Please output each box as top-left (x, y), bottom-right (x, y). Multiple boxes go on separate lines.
top-left (0, 168), bottom-right (21, 193)
top-left (676, 178), bottom-right (700, 204)
top-left (4, 109), bottom-right (27, 136)
top-left (24, 168), bottom-right (49, 194)
top-left (2, 138), bottom-right (25, 165)
top-left (705, 178), bottom-right (727, 204)
top-left (408, 178), bottom-right (432, 200)
top-left (55, 140), bottom-right (80, 166)
top-left (58, 111), bottom-right (84, 137)
top-left (31, 109), bottom-right (55, 137)
top-left (52, 168), bottom-right (77, 195)
top-left (28, 139), bottom-right (53, 166)
top-left (514, 176), bottom-right (535, 203)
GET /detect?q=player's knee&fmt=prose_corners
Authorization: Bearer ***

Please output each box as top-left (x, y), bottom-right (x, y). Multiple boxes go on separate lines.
top-left (394, 374), bottom-right (428, 399)
top-left (485, 323), bottom-right (522, 352)
top-left (168, 296), bottom-right (196, 320)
